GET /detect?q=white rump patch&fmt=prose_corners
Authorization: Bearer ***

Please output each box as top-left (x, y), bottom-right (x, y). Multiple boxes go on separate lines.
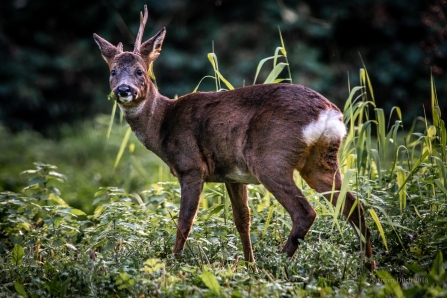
top-left (302, 109), bottom-right (346, 144)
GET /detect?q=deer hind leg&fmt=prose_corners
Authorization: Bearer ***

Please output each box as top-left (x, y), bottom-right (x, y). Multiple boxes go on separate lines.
top-left (256, 170), bottom-right (317, 257)
top-left (225, 183), bottom-right (255, 263)
top-left (299, 141), bottom-right (376, 270)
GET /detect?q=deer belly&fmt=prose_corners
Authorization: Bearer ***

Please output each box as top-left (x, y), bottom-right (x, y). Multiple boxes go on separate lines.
top-left (225, 168), bottom-right (260, 184)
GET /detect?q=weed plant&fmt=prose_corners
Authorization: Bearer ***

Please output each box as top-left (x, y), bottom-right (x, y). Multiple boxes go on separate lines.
top-left (1, 38), bottom-right (447, 297)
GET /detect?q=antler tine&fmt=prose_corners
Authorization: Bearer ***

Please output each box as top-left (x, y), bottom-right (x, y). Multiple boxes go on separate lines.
top-left (133, 5), bottom-right (149, 53)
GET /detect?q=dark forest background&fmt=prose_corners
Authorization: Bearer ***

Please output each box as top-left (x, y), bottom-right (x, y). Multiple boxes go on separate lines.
top-left (0, 0), bottom-right (445, 136)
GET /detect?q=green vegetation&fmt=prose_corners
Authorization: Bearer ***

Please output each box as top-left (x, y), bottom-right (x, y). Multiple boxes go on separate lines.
top-left (1, 43), bottom-right (447, 297)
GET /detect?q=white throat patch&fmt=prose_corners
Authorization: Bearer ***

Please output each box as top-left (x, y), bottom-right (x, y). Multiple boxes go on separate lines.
top-left (122, 101), bottom-right (146, 118)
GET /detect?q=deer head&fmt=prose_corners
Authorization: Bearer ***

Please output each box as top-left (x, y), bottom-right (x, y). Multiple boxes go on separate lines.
top-left (93, 5), bottom-right (165, 106)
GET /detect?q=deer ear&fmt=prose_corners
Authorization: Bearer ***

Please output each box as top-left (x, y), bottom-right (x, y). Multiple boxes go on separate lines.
top-left (140, 27), bottom-right (166, 64)
top-left (93, 33), bottom-right (122, 64)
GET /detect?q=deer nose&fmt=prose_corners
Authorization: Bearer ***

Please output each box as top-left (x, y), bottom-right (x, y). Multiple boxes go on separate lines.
top-left (117, 85), bottom-right (131, 97)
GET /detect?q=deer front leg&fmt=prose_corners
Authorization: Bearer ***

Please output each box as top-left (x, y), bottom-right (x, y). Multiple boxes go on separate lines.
top-left (225, 183), bottom-right (255, 263)
top-left (173, 172), bottom-right (203, 255)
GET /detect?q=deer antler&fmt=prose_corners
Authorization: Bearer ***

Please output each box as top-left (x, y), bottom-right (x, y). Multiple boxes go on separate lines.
top-left (133, 5), bottom-right (149, 53)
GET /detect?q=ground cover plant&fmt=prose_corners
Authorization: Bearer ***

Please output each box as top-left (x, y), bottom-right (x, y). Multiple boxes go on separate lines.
top-left (1, 41), bottom-right (447, 297)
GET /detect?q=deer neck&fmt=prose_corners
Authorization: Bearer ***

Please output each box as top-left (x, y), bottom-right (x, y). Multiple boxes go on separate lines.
top-left (118, 83), bottom-right (170, 154)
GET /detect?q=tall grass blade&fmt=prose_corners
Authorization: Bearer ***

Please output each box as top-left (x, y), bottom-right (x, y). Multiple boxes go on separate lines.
top-left (264, 62), bottom-right (288, 84)
top-left (434, 157), bottom-right (447, 187)
top-left (193, 75), bottom-right (216, 93)
top-left (107, 100), bottom-right (117, 140)
top-left (207, 52), bottom-right (221, 91)
top-left (369, 209), bottom-right (389, 251)
top-left (375, 108), bottom-right (387, 162)
top-left (370, 149), bottom-right (381, 181)
top-left (223, 184), bottom-right (229, 224)
top-left (263, 205), bottom-right (275, 238)
top-left (439, 119), bottom-right (447, 162)
top-left (253, 55), bottom-right (283, 85)
top-left (431, 71), bottom-right (439, 127)
top-left (359, 55), bottom-right (375, 102)
top-left (278, 26), bottom-right (292, 83)
top-left (331, 169), bottom-right (355, 234)
top-left (343, 86), bottom-right (364, 113)
top-left (114, 126), bottom-right (132, 169)
top-left (396, 150), bottom-right (430, 195)
top-left (207, 53), bottom-right (234, 90)
top-left (435, 179), bottom-right (447, 196)
top-left (148, 62), bottom-right (158, 89)
top-left (273, 46), bottom-right (283, 68)
top-left (215, 69), bottom-right (234, 90)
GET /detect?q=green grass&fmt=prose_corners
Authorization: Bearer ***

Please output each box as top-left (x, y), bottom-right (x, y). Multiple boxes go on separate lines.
top-left (1, 43), bottom-right (447, 296)
top-left (0, 115), bottom-right (172, 215)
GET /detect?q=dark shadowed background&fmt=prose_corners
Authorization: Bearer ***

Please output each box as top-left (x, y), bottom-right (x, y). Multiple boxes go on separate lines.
top-left (0, 0), bottom-right (444, 134)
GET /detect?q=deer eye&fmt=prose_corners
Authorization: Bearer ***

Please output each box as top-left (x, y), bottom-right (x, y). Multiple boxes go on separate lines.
top-left (136, 69), bottom-right (144, 76)
top-left (111, 70), bottom-right (116, 76)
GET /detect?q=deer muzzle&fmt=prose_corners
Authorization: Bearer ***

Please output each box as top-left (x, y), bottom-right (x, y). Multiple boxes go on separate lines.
top-left (114, 84), bottom-right (137, 103)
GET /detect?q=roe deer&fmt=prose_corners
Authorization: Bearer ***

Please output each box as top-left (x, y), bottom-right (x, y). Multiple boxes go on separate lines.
top-left (93, 5), bottom-right (376, 270)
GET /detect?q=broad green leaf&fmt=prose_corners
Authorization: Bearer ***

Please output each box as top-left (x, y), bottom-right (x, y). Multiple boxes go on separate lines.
top-left (16, 222), bottom-right (30, 232)
top-left (20, 169), bottom-right (38, 175)
top-left (430, 251), bottom-right (444, 278)
top-left (71, 208), bottom-right (86, 216)
top-left (207, 204), bottom-right (224, 218)
top-left (14, 281), bottom-right (28, 298)
top-left (11, 244), bottom-right (25, 266)
top-left (65, 243), bottom-right (77, 251)
top-left (28, 176), bottom-right (46, 185)
top-left (201, 271), bottom-right (220, 294)
top-left (48, 171), bottom-right (67, 182)
top-left (143, 258), bottom-right (165, 274)
top-left (406, 263), bottom-right (425, 274)
top-left (376, 270), bottom-right (404, 298)
top-left (93, 205), bottom-right (106, 216)
top-left (49, 193), bottom-right (69, 206)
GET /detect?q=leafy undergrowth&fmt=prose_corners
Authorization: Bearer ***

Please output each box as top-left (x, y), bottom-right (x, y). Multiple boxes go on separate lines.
top-left (1, 162), bottom-right (447, 297)
top-left (2, 38), bottom-right (447, 297)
